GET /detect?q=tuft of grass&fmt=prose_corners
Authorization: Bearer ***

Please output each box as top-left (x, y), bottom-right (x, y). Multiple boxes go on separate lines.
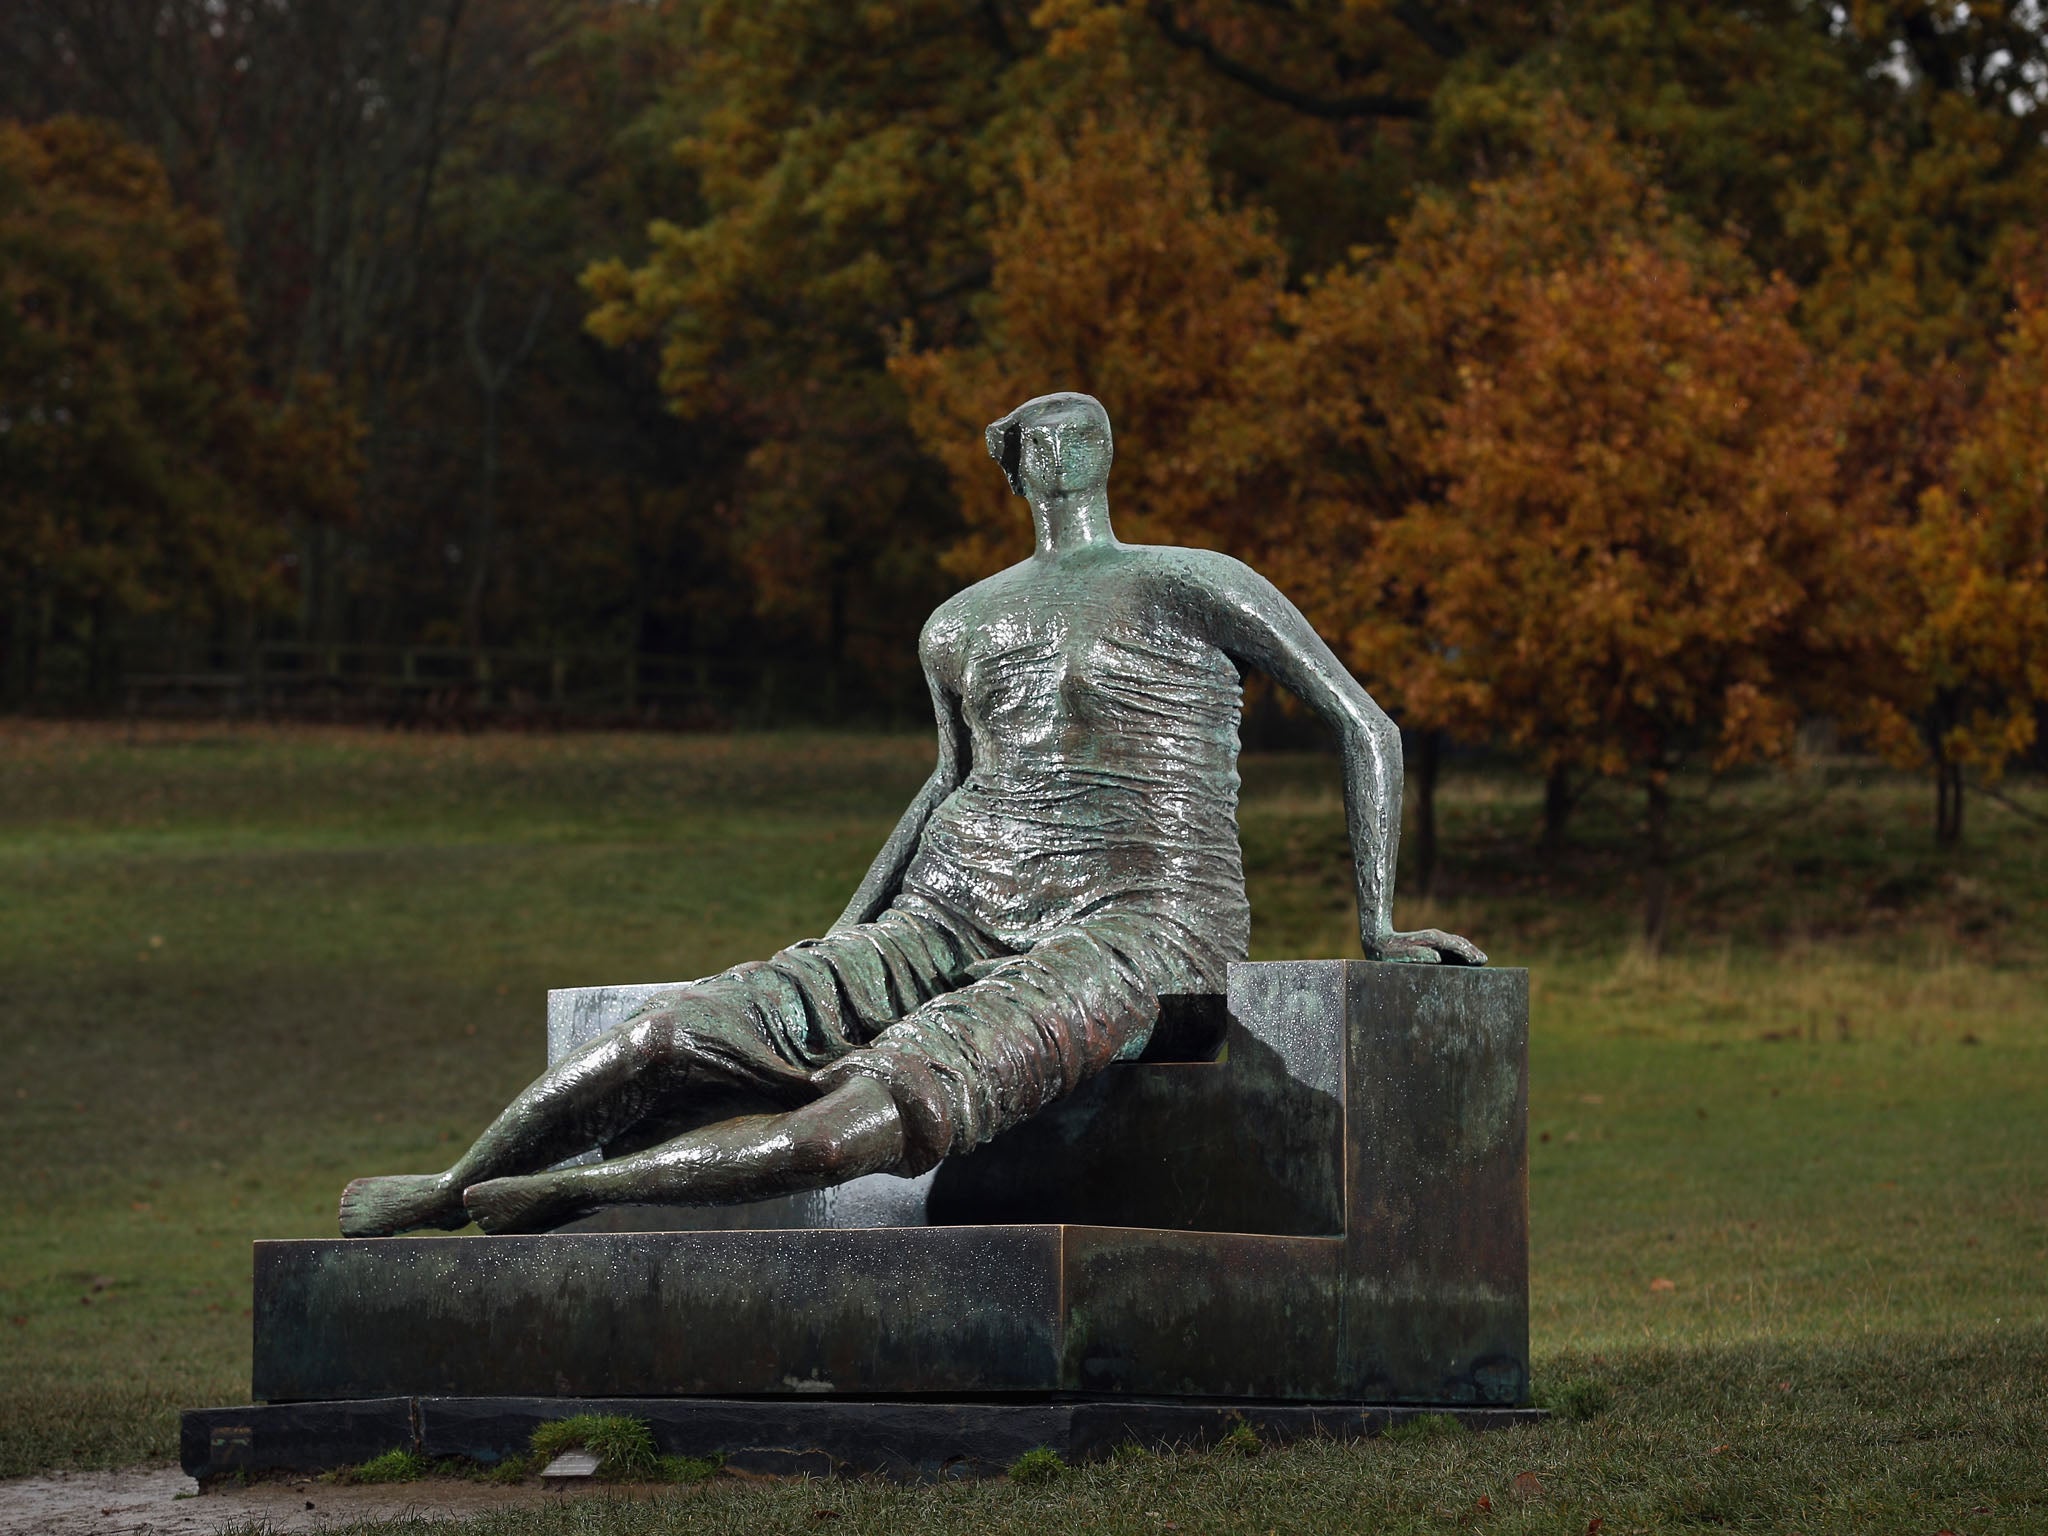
top-left (1380, 1412), bottom-right (1463, 1443)
top-left (1217, 1422), bottom-right (1262, 1456)
top-left (1537, 1376), bottom-right (1615, 1422)
top-left (1005, 1446), bottom-right (1065, 1483)
top-left (326, 1446), bottom-right (428, 1484)
top-left (476, 1452), bottom-right (541, 1484)
top-left (655, 1453), bottom-right (721, 1484)
top-left (529, 1414), bottom-right (657, 1479)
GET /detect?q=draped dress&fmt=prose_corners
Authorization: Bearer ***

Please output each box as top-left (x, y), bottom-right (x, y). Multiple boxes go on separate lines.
top-left (620, 556), bottom-right (1253, 1174)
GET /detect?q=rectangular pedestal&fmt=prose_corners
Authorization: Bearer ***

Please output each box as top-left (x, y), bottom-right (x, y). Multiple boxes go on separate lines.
top-left (253, 1226), bottom-right (1344, 1402)
top-left (252, 960), bottom-right (1529, 1410)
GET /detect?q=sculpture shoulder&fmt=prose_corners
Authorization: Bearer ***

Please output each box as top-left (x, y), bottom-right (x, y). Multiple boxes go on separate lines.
top-left (917, 564), bottom-right (1028, 675)
top-left (1121, 543), bottom-right (1286, 620)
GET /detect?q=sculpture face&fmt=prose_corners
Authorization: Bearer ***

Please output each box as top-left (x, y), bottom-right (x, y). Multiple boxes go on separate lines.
top-left (984, 392), bottom-right (1113, 500)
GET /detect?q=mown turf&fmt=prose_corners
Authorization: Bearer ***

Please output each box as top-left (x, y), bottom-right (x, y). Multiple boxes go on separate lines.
top-left (1, 723), bottom-right (2043, 1532)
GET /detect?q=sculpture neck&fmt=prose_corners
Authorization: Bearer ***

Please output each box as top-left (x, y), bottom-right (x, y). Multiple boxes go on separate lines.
top-left (1032, 490), bottom-right (1117, 558)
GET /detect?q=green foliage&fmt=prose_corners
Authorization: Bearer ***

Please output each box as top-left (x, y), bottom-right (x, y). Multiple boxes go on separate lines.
top-left (328, 1447), bottom-right (429, 1484)
top-left (1005, 1446), bottom-right (1066, 1483)
top-left (529, 1414), bottom-right (657, 1479)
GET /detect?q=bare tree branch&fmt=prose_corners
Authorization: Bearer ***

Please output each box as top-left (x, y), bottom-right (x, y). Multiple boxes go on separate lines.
top-left (1144, 2), bottom-right (1427, 121)
top-left (1971, 778), bottom-right (2048, 828)
top-left (1391, 2), bottom-right (1465, 61)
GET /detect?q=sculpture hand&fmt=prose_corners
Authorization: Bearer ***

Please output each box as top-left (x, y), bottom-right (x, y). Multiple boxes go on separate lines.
top-left (1364, 929), bottom-right (1488, 966)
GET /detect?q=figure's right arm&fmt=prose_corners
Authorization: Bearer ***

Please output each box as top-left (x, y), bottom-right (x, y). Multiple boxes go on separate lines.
top-left (829, 661), bottom-right (969, 933)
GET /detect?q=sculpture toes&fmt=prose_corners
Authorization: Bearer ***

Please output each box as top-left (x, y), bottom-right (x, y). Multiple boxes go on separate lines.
top-left (463, 1177), bottom-right (557, 1236)
top-left (339, 1174), bottom-right (463, 1237)
top-left (339, 1177), bottom-right (405, 1238)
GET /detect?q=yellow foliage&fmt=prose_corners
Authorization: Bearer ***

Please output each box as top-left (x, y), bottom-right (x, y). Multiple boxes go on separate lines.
top-left (1895, 278), bottom-right (2048, 778)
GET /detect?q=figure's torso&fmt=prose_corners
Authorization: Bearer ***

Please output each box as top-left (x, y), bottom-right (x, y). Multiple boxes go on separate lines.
top-left (901, 544), bottom-right (1251, 968)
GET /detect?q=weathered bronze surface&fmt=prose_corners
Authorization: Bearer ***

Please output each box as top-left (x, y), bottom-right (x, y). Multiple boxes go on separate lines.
top-left (551, 968), bottom-right (1338, 1237)
top-left (256, 960), bottom-right (1528, 1407)
top-left (338, 392), bottom-right (1481, 1238)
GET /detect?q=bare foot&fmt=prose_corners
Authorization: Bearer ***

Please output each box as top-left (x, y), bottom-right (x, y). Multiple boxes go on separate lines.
top-left (463, 1174), bottom-right (583, 1235)
top-left (338, 1174), bottom-right (468, 1237)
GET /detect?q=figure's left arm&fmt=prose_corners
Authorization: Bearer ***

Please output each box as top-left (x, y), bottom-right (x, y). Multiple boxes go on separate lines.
top-left (1190, 553), bottom-right (1485, 965)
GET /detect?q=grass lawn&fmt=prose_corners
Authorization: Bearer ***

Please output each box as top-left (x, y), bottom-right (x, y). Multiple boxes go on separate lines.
top-left (1, 722), bottom-right (2044, 1532)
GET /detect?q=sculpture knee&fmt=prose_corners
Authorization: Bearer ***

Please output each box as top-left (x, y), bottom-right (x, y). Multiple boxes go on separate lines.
top-left (618, 1008), bottom-right (687, 1067)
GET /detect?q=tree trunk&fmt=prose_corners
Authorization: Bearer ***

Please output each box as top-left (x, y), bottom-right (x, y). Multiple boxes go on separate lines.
top-left (4, 582), bottom-right (33, 705)
top-left (1935, 755), bottom-right (1965, 849)
top-left (461, 283), bottom-right (549, 649)
top-left (1541, 765), bottom-right (1574, 852)
top-left (1410, 728), bottom-right (1441, 899)
top-left (1642, 777), bottom-right (1672, 953)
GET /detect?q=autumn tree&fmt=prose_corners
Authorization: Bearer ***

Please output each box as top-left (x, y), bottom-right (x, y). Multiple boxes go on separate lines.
top-left (889, 113), bottom-right (1286, 577)
top-left (1879, 276), bottom-right (2048, 847)
top-left (1382, 241), bottom-right (1863, 946)
top-left (1180, 116), bottom-right (1686, 881)
top-left (583, 0), bottom-right (1043, 701)
top-left (0, 116), bottom-right (356, 701)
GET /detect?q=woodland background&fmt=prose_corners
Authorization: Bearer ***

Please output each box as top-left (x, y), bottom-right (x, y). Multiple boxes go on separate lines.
top-left (5, 0), bottom-right (2048, 937)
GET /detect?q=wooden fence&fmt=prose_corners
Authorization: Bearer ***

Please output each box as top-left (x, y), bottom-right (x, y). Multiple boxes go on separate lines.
top-left (115, 641), bottom-right (780, 724)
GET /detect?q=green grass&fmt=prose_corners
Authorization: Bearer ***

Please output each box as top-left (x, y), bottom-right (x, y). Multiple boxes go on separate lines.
top-left (2, 722), bottom-right (2044, 1531)
top-left (328, 1447), bottom-right (432, 1484)
top-left (530, 1415), bottom-right (659, 1480)
top-left (1005, 1446), bottom-right (1066, 1484)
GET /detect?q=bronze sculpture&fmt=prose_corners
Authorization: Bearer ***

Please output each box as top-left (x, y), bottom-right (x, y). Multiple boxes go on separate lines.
top-left (339, 391), bottom-right (1483, 1238)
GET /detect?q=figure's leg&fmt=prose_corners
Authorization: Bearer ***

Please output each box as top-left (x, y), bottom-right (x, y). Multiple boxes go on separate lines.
top-left (339, 1001), bottom-right (811, 1237)
top-left (341, 901), bottom-right (1001, 1236)
top-left (808, 915), bottom-right (1210, 1171)
top-left (461, 1074), bottom-right (904, 1235)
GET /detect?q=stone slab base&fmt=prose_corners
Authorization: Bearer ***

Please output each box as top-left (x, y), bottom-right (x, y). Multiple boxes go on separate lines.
top-left (182, 1395), bottom-right (1546, 1482)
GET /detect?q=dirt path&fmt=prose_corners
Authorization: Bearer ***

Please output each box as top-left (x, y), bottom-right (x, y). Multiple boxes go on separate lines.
top-left (0, 1464), bottom-right (690, 1534)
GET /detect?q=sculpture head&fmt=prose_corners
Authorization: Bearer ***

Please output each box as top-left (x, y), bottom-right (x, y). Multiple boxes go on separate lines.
top-left (985, 392), bottom-right (1113, 502)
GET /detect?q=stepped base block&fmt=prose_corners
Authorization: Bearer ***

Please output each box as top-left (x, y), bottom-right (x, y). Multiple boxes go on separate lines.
top-left (181, 1395), bottom-right (1547, 1481)
top-left (216, 960), bottom-right (1532, 1481)
top-left (253, 1226), bottom-right (1356, 1402)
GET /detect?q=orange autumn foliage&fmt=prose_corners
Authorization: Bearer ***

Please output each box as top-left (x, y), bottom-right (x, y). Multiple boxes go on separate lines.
top-left (1889, 278), bottom-right (2048, 828)
top-left (1206, 113), bottom-right (1680, 737)
top-left (1387, 245), bottom-right (1856, 788)
top-left (888, 113), bottom-right (1286, 579)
